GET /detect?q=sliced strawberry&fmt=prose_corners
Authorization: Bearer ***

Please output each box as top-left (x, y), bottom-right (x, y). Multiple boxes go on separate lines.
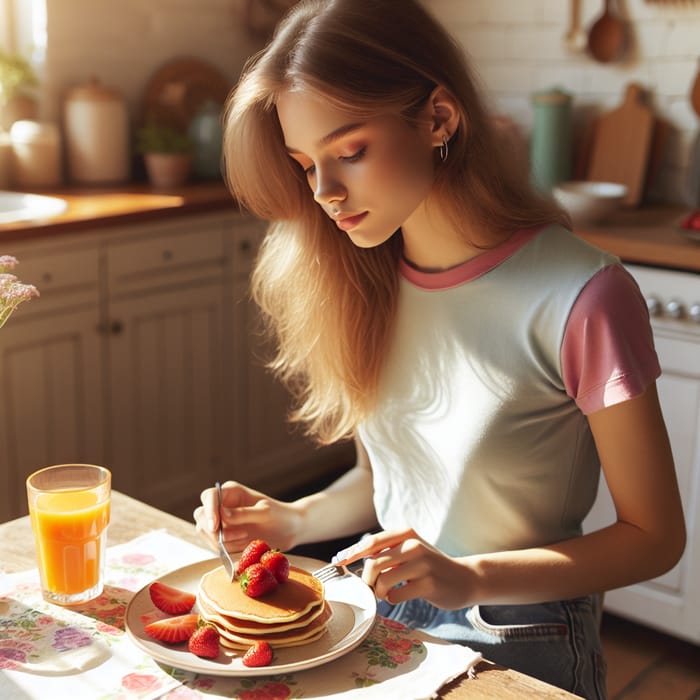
top-left (260, 549), bottom-right (290, 584)
top-left (188, 623), bottom-right (220, 659)
top-left (236, 539), bottom-right (271, 577)
top-left (240, 563), bottom-right (279, 598)
top-left (242, 639), bottom-right (273, 667)
top-left (149, 581), bottom-right (196, 614)
top-left (144, 613), bottom-right (199, 644)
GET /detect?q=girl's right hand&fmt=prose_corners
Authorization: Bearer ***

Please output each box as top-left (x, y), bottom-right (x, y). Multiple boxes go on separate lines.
top-left (193, 480), bottom-right (304, 553)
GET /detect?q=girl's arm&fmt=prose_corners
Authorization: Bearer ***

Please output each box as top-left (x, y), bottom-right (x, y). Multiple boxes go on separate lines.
top-left (291, 434), bottom-right (378, 546)
top-left (347, 383), bottom-right (686, 609)
top-left (194, 435), bottom-right (378, 552)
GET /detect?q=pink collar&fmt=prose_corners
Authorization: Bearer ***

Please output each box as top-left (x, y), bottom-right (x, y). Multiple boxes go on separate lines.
top-left (399, 227), bottom-right (542, 291)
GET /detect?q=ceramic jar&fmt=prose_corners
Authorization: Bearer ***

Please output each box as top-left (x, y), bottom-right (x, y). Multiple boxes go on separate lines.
top-left (9, 120), bottom-right (62, 188)
top-left (64, 78), bottom-right (130, 184)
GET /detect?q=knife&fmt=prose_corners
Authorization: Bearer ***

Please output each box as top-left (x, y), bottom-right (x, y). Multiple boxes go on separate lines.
top-left (215, 481), bottom-right (236, 580)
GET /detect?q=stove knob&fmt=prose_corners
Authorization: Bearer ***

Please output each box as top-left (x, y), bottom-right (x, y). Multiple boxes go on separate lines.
top-left (646, 296), bottom-right (662, 317)
top-left (665, 299), bottom-right (684, 319)
top-left (689, 303), bottom-right (700, 323)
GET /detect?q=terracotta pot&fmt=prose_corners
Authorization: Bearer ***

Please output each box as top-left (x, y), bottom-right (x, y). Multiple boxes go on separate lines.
top-left (143, 152), bottom-right (192, 188)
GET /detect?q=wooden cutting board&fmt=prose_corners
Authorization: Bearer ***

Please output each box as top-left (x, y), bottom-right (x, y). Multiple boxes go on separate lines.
top-left (586, 83), bottom-right (655, 206)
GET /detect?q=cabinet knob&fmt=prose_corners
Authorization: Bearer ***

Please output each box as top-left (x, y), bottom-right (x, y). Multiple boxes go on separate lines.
top-left (665, 299), bottom-right (684, 319)
top-left (239, 239), bottom-right (251, 253)
top-left (689, 303), bottom-right (700, 323)
top-left (162, 249), bottom-right (174, 261)
top-left (110, 320), bottom-right (124, 335)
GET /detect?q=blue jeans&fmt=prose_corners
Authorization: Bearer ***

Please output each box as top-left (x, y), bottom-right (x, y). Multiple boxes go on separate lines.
top-left (377, 594), bottom-right (607, 699)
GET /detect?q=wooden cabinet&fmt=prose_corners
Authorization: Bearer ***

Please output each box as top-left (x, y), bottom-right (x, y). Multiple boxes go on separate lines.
top-left (0, 212), bottom-right (351, 522)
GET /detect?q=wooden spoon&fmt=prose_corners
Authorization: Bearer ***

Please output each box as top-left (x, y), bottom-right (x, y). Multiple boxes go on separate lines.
top-left (587, 0), bottom-right (628, 63)
top-left (564, 0), bottom-right (587, 52)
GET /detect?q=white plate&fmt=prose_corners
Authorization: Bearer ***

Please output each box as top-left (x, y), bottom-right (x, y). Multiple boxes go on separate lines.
top-left (125, 555), bottom-right (377, 676)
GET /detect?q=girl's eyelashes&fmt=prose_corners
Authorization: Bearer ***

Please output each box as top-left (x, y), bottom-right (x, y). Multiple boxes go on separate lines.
top-left (341, 146), bottom-right (367, 163)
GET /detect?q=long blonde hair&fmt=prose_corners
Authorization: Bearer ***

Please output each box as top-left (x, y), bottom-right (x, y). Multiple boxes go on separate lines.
top-left (223, 0), bottom-right (570, 444)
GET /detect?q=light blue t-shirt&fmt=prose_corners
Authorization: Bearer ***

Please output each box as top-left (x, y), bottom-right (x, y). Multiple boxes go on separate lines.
top-left (359, 225), bottom-right (655, 557)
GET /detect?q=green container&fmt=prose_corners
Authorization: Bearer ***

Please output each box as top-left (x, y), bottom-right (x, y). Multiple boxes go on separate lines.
top-left (530, 88), bottom-right (572, 192)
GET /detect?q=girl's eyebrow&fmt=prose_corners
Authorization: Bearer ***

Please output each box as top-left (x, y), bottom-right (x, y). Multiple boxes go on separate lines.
top-left (285, 122), bottom-right (366, 154)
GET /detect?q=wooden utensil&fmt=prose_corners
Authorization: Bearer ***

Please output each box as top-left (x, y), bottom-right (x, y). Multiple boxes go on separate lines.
top-left (587, 0), bottom-right (628, 63)
top-left (564, 0), bottom-right (587, 52)
top-left (586, 83), bottom-right (655, 207)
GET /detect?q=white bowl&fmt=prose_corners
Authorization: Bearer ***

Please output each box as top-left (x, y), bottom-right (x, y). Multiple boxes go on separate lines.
top-left (552, 181), bottom-right (628, 226)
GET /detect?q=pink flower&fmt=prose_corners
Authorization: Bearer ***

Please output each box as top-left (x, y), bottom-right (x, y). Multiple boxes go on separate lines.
top-left (383, 637), bottom-right (413, 652)
top-left (0, 256), bottom-right (39, 330)
top-left (240, 682), bottom-right (292, 699)
top-left (381, 618), bottom-right (407, 631)
top-left (122, 552), bottom-right (156, 566)
top-left (96, 621), bottom-right (124, 636)
top-left (391, 653), bottom-right (411, 664)
top-left (121, 673), bottom-right (163, 693)
top-left (37, 616), bottom-right (54, 626)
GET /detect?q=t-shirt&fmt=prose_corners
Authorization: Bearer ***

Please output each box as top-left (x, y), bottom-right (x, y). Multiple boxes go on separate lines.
top-left (358, 225), bottom-right (660, 557)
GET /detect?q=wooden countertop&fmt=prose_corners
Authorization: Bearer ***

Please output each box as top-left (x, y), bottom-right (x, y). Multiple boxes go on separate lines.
top-left (0, 181), bottom-right (238, 243)
top-left (2, 184), bottom-right (697, 273)
top-left (0, 491), bottom-right (580, 699)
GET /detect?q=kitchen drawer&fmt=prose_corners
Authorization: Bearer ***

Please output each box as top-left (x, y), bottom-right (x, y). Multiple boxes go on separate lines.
top-left (107, 224), bottom-right (226, 292)
top-left (11, 246), bottom-right (99, 292)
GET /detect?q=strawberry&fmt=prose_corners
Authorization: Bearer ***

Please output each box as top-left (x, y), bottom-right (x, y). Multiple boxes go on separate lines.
top-left (242, 639), bottom-right (273, 667)
top-left (240, 563), bottom-right (279, 598)
top-left (144, 613), bottom-right (199, 644)
top-left (236, 539), bottom-right (271, 577)
top-left (149, 581), bottom-right (196, 615)
top-left (260, 549), bottom-right (290, 584)
top-left (188, 622), bottom-right (220, 659)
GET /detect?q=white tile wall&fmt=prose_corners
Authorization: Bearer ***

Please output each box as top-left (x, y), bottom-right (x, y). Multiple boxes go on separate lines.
top-left (426, 0), bottom-right (700, 204)
top-left (39, 0), bottom-right (262, 128)
top-left (37, 0), bottom-right (699, 204)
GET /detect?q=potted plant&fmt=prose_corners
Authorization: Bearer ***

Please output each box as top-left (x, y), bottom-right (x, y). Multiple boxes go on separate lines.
top-left (0, 51), bottom-right (38, 131)
top-left (135, 122), bottom-right (193, 188)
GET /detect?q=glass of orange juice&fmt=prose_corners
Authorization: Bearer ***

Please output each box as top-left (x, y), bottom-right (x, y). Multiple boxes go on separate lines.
top-left (26, 464), bottom-right (111, 606)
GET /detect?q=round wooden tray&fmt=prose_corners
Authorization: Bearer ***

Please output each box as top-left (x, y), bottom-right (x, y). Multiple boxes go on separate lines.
top-left (141, 57), bottom-right (232, 131)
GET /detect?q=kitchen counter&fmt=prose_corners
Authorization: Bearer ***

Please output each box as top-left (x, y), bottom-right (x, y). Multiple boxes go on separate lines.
top-left (0, 181), bottom-right (238, 242)
top-left (2, 184), bottom-right (699, 273)
top-left (574, 206), bottom-right (700, 274)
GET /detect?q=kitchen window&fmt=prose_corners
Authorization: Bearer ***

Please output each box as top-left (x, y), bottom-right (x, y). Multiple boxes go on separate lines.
top-left (0, 0), bottom-right (45, 62)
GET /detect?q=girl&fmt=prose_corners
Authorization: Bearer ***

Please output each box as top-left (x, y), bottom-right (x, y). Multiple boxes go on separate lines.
top-left (194, 1), bottom-right (685, 696)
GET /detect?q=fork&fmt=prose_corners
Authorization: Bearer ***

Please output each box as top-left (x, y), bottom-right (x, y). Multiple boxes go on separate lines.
top-left (215, 481), bottom-right (236, 581)
top-left (312, 563), bottom-right (349, 583)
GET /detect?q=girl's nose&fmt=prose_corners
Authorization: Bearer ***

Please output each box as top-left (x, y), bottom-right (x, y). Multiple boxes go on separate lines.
top-left (313, 166), bottom-right (345, 208)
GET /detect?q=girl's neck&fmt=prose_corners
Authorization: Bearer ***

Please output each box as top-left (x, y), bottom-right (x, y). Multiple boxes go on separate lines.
top-left (400, 201), bottom-right (487, 272)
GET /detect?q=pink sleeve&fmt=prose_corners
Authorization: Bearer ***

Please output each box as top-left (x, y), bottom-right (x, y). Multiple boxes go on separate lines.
top-left (561, 263), bottom-right (661, 415)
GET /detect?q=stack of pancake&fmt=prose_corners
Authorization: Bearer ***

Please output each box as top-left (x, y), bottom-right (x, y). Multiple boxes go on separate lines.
top-left (197, 564), bottom-right (332, 651)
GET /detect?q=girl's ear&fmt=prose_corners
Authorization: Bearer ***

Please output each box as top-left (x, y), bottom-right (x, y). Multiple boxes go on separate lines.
top-left (426, 86), bottom-right (461, 146)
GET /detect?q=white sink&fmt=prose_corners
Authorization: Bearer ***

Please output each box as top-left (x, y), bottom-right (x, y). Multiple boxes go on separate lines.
top-left (0, 191), bottom-right (67, 225)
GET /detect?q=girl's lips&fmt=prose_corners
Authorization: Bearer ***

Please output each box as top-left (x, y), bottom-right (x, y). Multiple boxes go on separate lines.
top-left (335, 212), bottom-right (368, 231)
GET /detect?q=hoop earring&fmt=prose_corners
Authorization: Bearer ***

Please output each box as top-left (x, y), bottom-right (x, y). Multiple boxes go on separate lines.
top-left (439, 135), bottom-right (449, 163)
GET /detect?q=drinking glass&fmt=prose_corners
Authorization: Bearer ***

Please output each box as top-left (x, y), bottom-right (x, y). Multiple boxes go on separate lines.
top-left (26, 464), bottom-right (111, 606)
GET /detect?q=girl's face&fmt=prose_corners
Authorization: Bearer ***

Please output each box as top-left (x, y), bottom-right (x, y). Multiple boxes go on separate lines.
top-left (276, 89), bottom-right (437, 248)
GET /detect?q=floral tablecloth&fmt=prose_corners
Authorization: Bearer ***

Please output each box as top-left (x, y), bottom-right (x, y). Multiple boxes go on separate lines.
top-left (0, 530), bottom-right (481, 699)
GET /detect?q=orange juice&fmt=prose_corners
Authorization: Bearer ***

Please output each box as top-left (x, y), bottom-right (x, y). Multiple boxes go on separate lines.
top-left (29, 489), bottom-right (110, 597)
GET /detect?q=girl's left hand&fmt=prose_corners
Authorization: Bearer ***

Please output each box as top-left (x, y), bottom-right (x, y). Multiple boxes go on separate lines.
top-left (334, 529), bottom-right (476, 610)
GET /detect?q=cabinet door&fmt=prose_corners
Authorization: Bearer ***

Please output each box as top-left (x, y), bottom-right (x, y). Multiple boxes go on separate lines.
top-left (584, 331), bottom-right (700, 644)
top-left (106, 283), bottom-right (228, 514)
top-left (0, 308), bottom-right (104, 521)
top-left (230, 224), bottom-right (353, 496)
